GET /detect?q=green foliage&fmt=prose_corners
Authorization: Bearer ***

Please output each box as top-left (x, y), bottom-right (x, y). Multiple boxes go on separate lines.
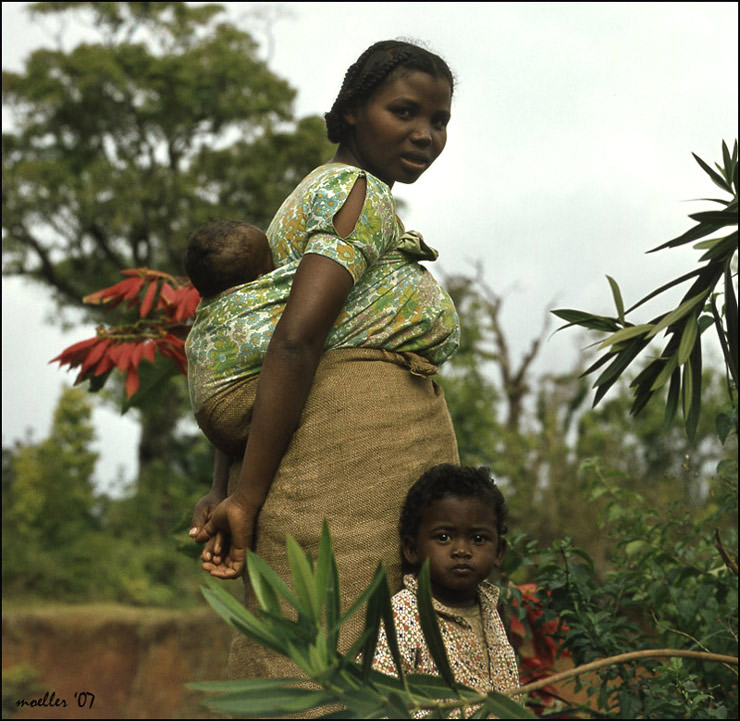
top-left (512, 464), bottom-right (738, 719)
top-left (553, 141), bottom-right (738, 442)
top-left (1, 664), bottom-right (43, 720)
top-left (2, 1), bottom-right (334, 312)
top-left (2, 387), bottom-right (214, 606)
top-left (191, 522), bottom-right (535, 719)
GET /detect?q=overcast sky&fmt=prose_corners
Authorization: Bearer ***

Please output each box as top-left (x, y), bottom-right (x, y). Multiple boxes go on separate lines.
top-left (2, 1), bottom-right (738, 494)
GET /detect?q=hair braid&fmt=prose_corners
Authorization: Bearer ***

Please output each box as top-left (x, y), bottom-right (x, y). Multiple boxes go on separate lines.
top-left (324, 40), bottom-right (454, 144)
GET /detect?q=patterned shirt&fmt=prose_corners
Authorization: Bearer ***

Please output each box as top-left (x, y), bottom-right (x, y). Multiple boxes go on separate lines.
top-left (373, 575), bottom-right (519, 712)
top-left (185, 164), bottom-right (460, 413)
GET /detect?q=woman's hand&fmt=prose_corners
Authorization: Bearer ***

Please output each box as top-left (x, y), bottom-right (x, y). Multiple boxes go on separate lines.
top-left (193, 496), bottom-right (258, 578)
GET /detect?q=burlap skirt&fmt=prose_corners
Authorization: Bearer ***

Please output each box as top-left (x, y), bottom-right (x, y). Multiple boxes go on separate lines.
top-left (195, 348), bottom-right (459, 680)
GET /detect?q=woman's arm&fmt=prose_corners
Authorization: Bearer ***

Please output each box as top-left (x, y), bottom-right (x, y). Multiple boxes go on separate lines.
top-left (198, 177), bottom-right (366, 578)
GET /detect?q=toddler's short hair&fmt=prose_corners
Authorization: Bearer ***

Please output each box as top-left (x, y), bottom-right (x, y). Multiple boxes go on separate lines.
top-left (399, 464), bottom-right (509, 550)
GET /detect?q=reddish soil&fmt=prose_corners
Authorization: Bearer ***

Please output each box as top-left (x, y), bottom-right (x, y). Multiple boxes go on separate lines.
top-left (2, 604), bottom-right (234, 719)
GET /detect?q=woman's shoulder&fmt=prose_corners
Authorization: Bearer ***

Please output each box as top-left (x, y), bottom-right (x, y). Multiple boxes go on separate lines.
top-left (305, 163), bottom-right (393, 203)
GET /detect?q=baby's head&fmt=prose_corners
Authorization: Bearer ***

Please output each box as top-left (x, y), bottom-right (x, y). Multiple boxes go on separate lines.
top-left (399, 464), bottom-right (509, 607)
top-left (184, 220), bottom-right (274, 298)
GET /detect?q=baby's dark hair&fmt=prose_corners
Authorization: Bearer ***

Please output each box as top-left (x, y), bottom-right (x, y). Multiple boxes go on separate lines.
top-left (399, 464), bottom-right (509, 571)
top-left (184, 220), bottom-right (270, 298)
top-left (325, 39), bottom-right (455, 144)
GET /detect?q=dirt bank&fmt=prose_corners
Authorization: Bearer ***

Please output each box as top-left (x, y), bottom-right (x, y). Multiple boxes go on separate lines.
top-left (2, 603), bottom-right (234, 719)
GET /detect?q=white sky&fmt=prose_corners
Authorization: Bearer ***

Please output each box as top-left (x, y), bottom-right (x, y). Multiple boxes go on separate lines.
top-left (2, 1), bottom-right (738, 494)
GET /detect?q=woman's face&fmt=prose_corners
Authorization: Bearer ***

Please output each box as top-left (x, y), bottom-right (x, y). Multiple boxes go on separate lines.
top-left (343, 69), bottom-right (452, 188)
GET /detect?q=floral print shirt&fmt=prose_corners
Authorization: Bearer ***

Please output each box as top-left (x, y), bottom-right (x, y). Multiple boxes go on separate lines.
top-left (185, 164), bottom-right (460, 413)
top-left (372, 575), bottom-right (520, 713)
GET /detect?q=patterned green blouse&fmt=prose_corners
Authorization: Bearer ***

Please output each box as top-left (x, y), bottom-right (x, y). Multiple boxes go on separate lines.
top-left (185, 164), bottom-right (460, 413)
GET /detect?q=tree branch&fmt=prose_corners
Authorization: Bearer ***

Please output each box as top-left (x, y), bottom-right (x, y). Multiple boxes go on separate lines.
top-left (507, 649), bottom-right (739, 697)
top-left (715, 528), bottom-right (739, 576)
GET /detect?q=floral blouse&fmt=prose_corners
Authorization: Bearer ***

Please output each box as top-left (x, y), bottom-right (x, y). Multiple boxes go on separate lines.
top-left (185, 164), bottom-right (460, 413)
top-left (372, 575), bottom-right (520, 716)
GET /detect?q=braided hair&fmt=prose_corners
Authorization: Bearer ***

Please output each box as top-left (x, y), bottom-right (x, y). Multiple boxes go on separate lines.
top-left (325, 40), bottom-right (454, 144)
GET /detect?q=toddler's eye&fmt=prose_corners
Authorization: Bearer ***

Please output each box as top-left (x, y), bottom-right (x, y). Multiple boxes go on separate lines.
top-left (435, 532), bottom-right (451, 543)
top-left (472, 534), bottom-right (489, 544)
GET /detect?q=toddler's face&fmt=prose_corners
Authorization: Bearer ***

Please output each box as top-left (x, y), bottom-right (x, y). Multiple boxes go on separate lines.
top-left (403, 495), bottom-right (504, 608)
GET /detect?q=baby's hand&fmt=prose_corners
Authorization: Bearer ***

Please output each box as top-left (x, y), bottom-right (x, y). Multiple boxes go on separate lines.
top-left (195, 496), bottom-right (256, 579)
top-left (189, 489), bottom-right (227, 542)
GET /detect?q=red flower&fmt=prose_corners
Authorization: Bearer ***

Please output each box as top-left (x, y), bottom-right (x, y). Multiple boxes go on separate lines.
top-left (52, 268), bottom-right (199, 398)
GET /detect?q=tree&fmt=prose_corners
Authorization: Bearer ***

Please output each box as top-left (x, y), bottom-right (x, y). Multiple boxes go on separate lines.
top-left (3, 1), bottom-right (335, 483)
top-left (553, 141), bottom-right (738, 443)
top-left (2, 387), bottom-right (100, 595)
top-left (2, 2), bottom-right (334, 307)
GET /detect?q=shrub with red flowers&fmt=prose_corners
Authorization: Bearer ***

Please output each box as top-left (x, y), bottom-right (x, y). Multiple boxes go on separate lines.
top-left (51, 269), bottom-right (201, 399)
top-left (509, 583), bottom-right (572, 714)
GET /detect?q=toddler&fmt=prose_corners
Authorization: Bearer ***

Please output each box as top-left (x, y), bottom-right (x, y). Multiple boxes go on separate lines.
top-left (373, 464), bottom-right (519, 701)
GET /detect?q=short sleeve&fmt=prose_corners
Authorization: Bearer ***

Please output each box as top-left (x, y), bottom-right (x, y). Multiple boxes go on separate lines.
top-left (304, 167), bottom-right (398, 283)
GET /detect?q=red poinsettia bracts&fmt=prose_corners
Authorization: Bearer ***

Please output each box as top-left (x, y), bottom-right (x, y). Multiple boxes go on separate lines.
top-left (510, 583), bottom-right (571, 714)
top-left (51, 269), bottom-right (201, 398)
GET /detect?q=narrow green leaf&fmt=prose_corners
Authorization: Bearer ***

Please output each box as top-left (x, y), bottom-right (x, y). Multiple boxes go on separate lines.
top-left (581, 350), bottom-right (617, 379)
top-left (597, 324), bottom-right (653, 350)
top-left (724, 261), bottom-right (739, 387)
top-left (592, 341), bottom-right (648, 406)
top-left (316, 521), bottom-right (341, 652)
top-left (648, 221), bottom-right (723, 253)
top-left (200, 583), bottom-right (285, 655)
top-left (709, 296), bottom-right (735, 390)
top-left (247, 553), bottom-right (281, 616)
top-left (677, 314), bottom-right (698, 366)
top-left (650, 355), bottom-right (678, 392)
top-left (722, 141), bottom-right (733, 184)
top-left (625, 267), bottom-right (704, 314)
top-left (645, 292), bottom-right (707, 339)
top-left (245, 550), bottom-right (301, 611)
top-left (551, 308), bottom-right (621, 333)
top-left (416, 561), bottom-right (457, 690)
top-left (286, 534), bottom-right (320, 621)
top-left (693, 236), bottom-right (723, 250)
top-left (685, 341), bottom-right (703, 442)
top-left (253, 609), bottom-right (317, 644)
top-left (338, 563), bottom-right (387, 630)
top-left (606, 275), bottom-right (625, 324)
top-left (693, 151), bottom-right (732, 193)
top-left (377, 572), bottom-right (406, 685)
top-left (386, 692), bottom-right (413, 719)
top-left (201, 687), bottom-right (335, 717)
top-left (187, 678), bottom-right (305, 693)
top-left (314, 520), bottom-right (333, 612)
top-left (687, 209), bottom-right (737, 226)
top-left (663, 367), bottom-right (681, 431)
top-left (699, 232), bottom-right (738, 261)
top-left (404, 674), bottom-right (463, 700)
top-left (360, 571), bottom-right (385, 681)
top-left (341, 688), bottom-right (388, 718)
top-left (483, 691), bottom-right (537, 719)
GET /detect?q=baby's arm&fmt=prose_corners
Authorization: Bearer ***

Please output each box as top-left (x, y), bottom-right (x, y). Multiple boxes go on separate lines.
top-left (189, 446), bottom-right (231, 564)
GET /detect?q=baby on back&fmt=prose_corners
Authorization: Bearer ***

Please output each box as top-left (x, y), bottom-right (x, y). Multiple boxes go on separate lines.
top-left (184, 219), bottom-right (274, 299)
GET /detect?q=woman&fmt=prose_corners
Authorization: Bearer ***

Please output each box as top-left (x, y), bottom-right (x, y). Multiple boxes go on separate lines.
top-left (192, 40), bottom-right (460, 678)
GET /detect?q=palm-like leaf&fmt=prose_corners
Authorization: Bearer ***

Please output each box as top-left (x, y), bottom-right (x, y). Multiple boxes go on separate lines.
top-left (553, 140), bottom-right (738, 441)
top-left (191, 521), bottom-right (535, 718)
